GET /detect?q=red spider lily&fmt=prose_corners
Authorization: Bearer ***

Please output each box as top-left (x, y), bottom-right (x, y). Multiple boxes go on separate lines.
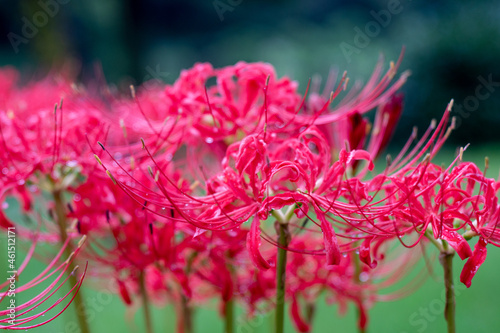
top-left (85, 62), bottom-right (498, 333)
top-left (3, 51), bottom-right (498, 333)
top-left (89, 55), bottom-right (412, 282)
top-left (0, 68), bottom-right (122, 240)
top-left (336, 104), bottom-right (499, 288)
top-left (0, 68), bottom-right (128, 333)
top-left (0, 70), bottom-right (109, 182)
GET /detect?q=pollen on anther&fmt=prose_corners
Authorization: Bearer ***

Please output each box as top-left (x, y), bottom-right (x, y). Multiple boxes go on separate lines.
top-left (106, 170), bottom-right (117, 184)
top-left (94, 154), bottom-right (103, 166)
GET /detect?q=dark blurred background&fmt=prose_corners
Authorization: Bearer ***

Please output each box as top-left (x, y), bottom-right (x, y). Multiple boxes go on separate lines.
top-left (1, 0), bottom-right (499, 146)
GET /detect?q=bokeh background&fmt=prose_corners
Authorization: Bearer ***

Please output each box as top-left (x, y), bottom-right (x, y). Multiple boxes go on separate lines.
top-left (1, 0), bottom-right (500, 332)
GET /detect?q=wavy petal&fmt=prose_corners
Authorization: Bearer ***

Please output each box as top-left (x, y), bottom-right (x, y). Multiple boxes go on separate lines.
top-left (246, 216), bottom-right (272, 270)
top-left (460, 237), bottom-right (488, 288)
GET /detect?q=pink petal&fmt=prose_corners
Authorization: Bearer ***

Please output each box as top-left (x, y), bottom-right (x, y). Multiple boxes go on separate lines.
top-left (247, 216), bottom-right (272, 270)
top-left (316, 211), bottom-right (341, 266)
top-left (355, 299), bottom-right (368, 331)
top-left (291, 295), bottom-right (310, 333)
top-left (460, 237), bottom-right (488, 288)
top-left (441, 229), bottom-right (472, 260)
top-left (117, 279), bottom-right (132, 305)
top-left (359, 237), bottom-right (378, 268)
top-left (339, 149), bottom-right (374, 171)
top-left (348, 150), bottom-right (374, 171)
top-left (0, 209), bottom-right (14, 228)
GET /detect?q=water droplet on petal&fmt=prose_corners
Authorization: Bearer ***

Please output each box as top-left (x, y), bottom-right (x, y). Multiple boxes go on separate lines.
top-left (205, 137), bottom-right (214, 144)
top-left (359, 272), bottom-right (369, 282)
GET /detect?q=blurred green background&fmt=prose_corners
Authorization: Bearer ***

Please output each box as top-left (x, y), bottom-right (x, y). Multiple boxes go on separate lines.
top-left (1, 0), bottom-right (500, 332)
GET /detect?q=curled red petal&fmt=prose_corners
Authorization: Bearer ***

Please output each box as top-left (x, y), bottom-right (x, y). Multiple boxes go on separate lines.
top-left (348, 150), bottom-right (374, 171)
top-left (15, 185), bottom-right (32, 211)
top-left (460, 237), bottom-right (488, 288)
top-left (355, 299), bottom-right (368, 331)
top-left (338, 149), bottom-right (374, 171)
top-left (291, 295), bottom-right (310, 333)
top-left (316, 211), bottom-right (341, 266)
top-left (117, 279), bottom-right (132, 306)
top-left (0, 209), bottom-right (14, 229)
top-left (359, 237), bottom-right (378, 268)
top-left (247, 216), bottom-right (272, 270)
top-left (441, 230), bottom-right (472, 260)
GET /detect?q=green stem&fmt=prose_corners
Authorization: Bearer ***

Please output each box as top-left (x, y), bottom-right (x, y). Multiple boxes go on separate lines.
top-left (181, 294), bottom-right (193, 333)
top-left (139, 271), bottom-right (154, 333)
top-left (439, 251), bottom-right (456, 333)
top-left (53, 190), bottom-right (91, 333)
top-left (275, 222), bottom-right (289, 333)
top-left (424, 230), bottom-right (445, 252)
top-left (224, 262), bottom-right (235, 333)
top-left (224, 297), bottom-right (234, 333)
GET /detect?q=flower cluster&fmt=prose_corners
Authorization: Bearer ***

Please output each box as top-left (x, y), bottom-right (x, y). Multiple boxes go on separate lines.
top-left (1, 53), bottom-right (498, 332)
